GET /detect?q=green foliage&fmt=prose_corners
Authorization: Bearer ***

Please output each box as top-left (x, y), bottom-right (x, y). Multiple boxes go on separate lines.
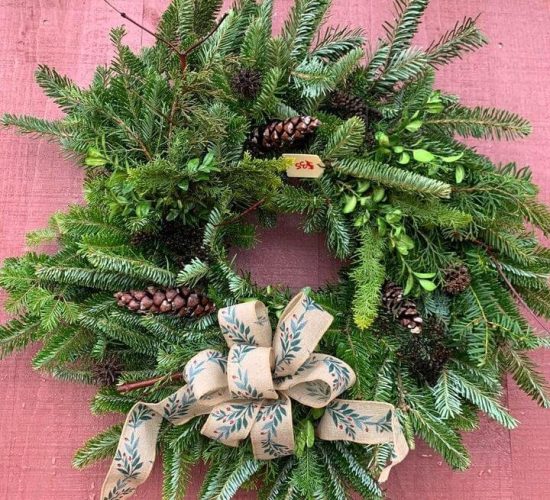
top-left (1, 0), bottom-right (549, 498)
top-left (425, 105), bottom-right (532, 140)
top-left (427, 17), bottom-right (488, 67)
top-left (351, 228), bottom-right (386, 329)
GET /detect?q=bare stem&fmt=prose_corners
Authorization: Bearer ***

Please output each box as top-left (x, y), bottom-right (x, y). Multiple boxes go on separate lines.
top-left (117, 372), bottom-right (183, 393)
top-left (217, 198), bottom-right (266, 227)
top-left (102, 1), bottom-right (229, 73)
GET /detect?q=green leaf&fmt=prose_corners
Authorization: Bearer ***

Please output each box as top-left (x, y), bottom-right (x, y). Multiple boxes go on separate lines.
top-left (418, 278), bottom-right (437, 291)
top-left (405, 119), bottom-right (423, 132)
top-left (413, 271), bottom-right (436, 279)
top-left (404, 272), bottom-right (414, 295)
top-left (413, 149), bottom-right (435, 163)
top-left (441, 152), bottom-right (464, 163)
top-left (306, 420), bottom-right (315, 448)
top-left (398, 152), bottom-right (411, 164)
top-left (342, 195), bottom-right (357, 214)
top-left (455, 165), bottom-right (465, 184)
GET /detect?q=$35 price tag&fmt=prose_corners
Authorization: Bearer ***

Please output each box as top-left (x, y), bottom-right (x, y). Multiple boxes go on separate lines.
top-left (283, 154), bottom-right (325, 178)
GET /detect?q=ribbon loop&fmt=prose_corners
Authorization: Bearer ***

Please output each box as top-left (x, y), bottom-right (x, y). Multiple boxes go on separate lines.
top-left (275, 353), bottom-right (356, 408)
top-left (272, 292), bottom-right (333, 377)
top-left (227, 345), bottom-right (277, 399)
top-left (102, 293), bottom-right (409, 500)
top-left (219, 300), bottom-right (272, 347)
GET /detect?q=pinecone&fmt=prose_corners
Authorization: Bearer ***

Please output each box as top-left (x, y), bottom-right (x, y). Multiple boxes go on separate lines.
top-left (231, 68), bottom-right (262, 99)
top-left (399, 319), bottom-right (451, 385)
top-left (249, 116), bottom-right (321, 153)
top-left (381, 282), bottom-right (423, 334)
top-left (443, 264), bottom-right (471, 295)
top-left (327, 91), bottom-right (370, 124)
top-left (115, 287), bottom-right (216, 318)
top-left (92, 356), bottom-right (123, 386)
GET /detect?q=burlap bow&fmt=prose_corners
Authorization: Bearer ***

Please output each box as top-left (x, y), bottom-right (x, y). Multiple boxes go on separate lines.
top-left (101, 293), bottom-right (409, 499)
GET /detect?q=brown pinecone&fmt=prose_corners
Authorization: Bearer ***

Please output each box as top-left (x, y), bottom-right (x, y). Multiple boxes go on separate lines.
top-left (249, 116), bottom-right (321, 153)
top-left (443, 264), bottom-right (471, 295)
top-left (92, 356), bottom-right (123, 386)
top-left (381, 282), bottom-right (423, 334)
top-left (231, 68), bottom-right (262, 99)
top-left (327, 91), bottom-right (370, 124)
top-left (114, 287), bottom-right (216, 318)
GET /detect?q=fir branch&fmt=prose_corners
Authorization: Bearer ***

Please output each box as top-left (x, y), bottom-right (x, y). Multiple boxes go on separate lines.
top-left (335, 158), bottom-right (452, 198)
top-left (425, 105), bottom-right (532, 140)
top-left (73, 424), bottom-right (123, 469)
top-left (351, 228), bottom-right (386, 330)
top-left (384, 0), bottom-right (430, 58)
top-left (323, 116), bottom-right (365, 160)
top-left (499, 346), bottom-right (550, 408)
top-left (427, 17), bottom-right (488, 67)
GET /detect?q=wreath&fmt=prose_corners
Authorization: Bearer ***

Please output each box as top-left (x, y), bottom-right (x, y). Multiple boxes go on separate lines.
top-left (2, 0), bottom-right (549, 498)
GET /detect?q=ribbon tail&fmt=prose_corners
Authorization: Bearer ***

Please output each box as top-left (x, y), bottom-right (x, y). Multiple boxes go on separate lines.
top-left (100, 401), bottom-right (164, 500)
top-left (101, 383), bottom-right (221, 500)
top-left (377, 409), bottom-right (409, 482)
top-left (317, 400), bottom-right (409, 482)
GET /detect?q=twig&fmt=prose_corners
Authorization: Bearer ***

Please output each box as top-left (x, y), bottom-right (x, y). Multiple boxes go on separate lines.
top-left (102, 0), bottom-right (182, 56)
top-left (117, 372), bottom-right (183, 393)
top-left (217, 198), bottom-right (266, 227)
top-left (102, 1), bottom-right (228, 73)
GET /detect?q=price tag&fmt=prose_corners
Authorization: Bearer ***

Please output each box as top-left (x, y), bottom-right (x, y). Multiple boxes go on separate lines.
top-left (283, 154), bottom-right (325, 178)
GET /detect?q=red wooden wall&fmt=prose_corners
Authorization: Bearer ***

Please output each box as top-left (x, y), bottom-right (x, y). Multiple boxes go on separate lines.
top-left (1, 1), bottom-right (549, 498)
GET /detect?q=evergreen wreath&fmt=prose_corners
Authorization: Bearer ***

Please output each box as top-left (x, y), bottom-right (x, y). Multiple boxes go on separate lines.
top-left (1, 0), bottom-right (549, 498)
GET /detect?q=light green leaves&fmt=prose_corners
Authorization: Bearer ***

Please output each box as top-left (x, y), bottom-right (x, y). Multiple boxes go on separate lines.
top-left (412, 148), bottom-right (435, 163)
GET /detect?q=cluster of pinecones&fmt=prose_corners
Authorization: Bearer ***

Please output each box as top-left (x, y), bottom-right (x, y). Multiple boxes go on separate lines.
top-left (115, 287), bottom-right (215, 318)
top-left (382, 282), bottom-right (423, 334)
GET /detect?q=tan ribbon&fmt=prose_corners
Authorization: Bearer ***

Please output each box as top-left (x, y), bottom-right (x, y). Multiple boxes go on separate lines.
top-left (101, 293), bottom-right (409, 499)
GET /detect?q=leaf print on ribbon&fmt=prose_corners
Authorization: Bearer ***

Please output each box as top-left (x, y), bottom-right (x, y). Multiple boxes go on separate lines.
top-left (184, 357), bottom-right (206, 381)
top-left (206, 350), bottom-right (228, 373)
top-left (326, 401), bottom-right (383, 440)
top-left (162, 387), bottom-right (197, 420)
top-left (323, 356), bottom-right (351, 392)
top-left (114, 432), bottom-right (144, 479)
top-left (274, 312), bottom-right (307, 374)
top-left (256, 400), bottom-right (292, 458)
top-left (230, 344), bottom-right (256, 364)
top-left (306, 381), bottom-right (331, 402)
top-left (221, 306), bottom-right (258, 345)
top-left (211, 402), bottom-right (258, 441)
top-left (103, 478), bottom-right (135, 500)
top-left (128, 404), bottom-right (156, 430)
top-left (231, 367), bottom-right (264, 399)
top-left (303, 294), bottom-right (325, 313)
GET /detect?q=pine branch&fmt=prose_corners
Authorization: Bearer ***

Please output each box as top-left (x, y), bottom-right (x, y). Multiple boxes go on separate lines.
top-left (425, 105), bottom-right (532, 140)
top-left (335, 158), bottom-right (452, 198)
top-left (73, 424), bottom-right (123, 469)
top-left (427, 17), bottom-right (488, 67)
top-left (499, 346), bottom-right (550, 408)
top-left (351, 227), bottom-right (386, 330)
top-left (323, 116), bottom-right (365, 160)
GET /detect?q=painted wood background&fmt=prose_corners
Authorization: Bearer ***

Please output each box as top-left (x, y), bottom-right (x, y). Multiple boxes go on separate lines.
top-left (1, 0), bottom-right (549, 498)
